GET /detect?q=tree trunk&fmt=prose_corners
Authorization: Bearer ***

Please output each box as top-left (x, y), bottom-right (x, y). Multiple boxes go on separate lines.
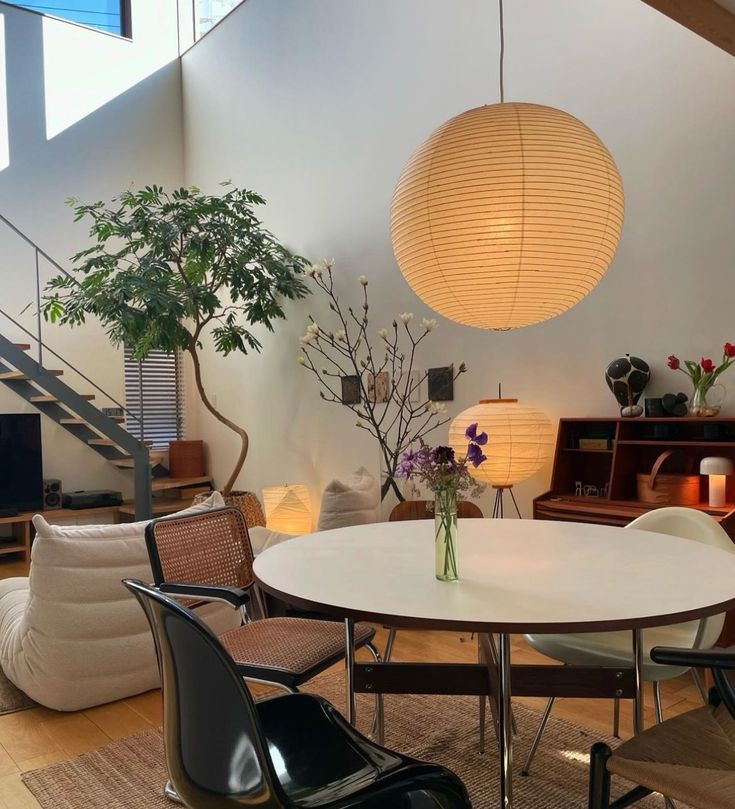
top-left (188, 345), bottom-right (249, 496)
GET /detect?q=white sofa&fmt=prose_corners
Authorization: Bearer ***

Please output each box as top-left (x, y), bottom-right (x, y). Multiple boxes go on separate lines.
top-left (0, 492), bottom-right (246, 711)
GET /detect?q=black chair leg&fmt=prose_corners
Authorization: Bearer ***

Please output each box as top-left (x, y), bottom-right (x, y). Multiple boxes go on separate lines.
top-left (589, 742), bottom-right (612, 809)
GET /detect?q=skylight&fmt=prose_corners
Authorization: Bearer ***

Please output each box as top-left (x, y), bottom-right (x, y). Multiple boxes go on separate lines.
top-left (5, 1), bottom-right (129, 37)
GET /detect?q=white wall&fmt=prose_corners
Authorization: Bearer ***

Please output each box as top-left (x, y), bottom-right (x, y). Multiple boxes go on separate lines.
top-left (181, 0), bottom-right (735, 518)
top-left (0, 0), bottom-right (184, 494)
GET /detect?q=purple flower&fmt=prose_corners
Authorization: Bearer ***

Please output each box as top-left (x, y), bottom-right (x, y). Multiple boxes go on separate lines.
top-left (431, 446), bottom-right (455, 466)
top-left (467, 442), bottom-right (487, 468)
top-left (465, 422), bottom-right (488, 446)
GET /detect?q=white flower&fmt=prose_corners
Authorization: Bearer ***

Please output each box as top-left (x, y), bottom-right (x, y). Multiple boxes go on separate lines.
top-left (334, 329), bottom-right (346, 341)
top-left (426, 401), bottom-right (447, 415)
top-left (299, 334), bottom-right (313, 345)
top-left (399, 312), bottom-right (414, 325)
top-left (377, 328), bottom-right (389, 340)
top-left (308, 260), bottom-right (331, 278)
top-left (422, 318), bottom-right (437, 332)
top-left (306, 322), bottom-right (320, 337)
top-left (297, 355), bottom-right (306, 365)
top-left (358, 275), bottom-right (368, 286)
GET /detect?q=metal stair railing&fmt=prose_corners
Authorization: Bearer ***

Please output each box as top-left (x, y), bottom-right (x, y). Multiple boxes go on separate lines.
top-left (0, 213), bottom-right (152, 519)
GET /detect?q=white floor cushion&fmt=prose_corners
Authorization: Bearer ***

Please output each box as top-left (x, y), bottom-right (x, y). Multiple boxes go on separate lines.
top-left (0, 492), bottom-right (241, 711)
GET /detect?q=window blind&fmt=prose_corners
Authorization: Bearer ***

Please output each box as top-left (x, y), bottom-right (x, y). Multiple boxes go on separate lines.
top-left (124, 347), bottom-right (183, 449)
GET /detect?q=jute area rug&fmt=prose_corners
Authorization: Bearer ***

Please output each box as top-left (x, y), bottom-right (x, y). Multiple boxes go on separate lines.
top-left (22, 671), bottom-right (683, 809)
top-left (0, 667), bottom-right (35, 715)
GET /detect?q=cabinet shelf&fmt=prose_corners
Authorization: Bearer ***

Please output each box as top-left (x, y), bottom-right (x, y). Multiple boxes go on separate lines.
top-left (535, 416), bottom-right (735, 646)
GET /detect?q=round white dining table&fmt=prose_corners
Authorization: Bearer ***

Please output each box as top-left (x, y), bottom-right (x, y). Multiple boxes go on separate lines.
top-left (254, 518), bottom-right (735, 809)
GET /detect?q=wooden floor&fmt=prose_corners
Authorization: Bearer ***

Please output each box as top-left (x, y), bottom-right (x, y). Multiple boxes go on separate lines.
top-left (0, 556), bottom-right (704, 808)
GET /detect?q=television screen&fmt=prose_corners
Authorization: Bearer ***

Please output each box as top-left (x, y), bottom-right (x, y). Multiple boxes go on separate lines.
top-left (0, 414), bottom-right (43, 512)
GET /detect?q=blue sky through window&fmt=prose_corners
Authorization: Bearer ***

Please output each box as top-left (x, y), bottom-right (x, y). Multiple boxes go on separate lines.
top-left (7, 1), bottom-right (123, 36)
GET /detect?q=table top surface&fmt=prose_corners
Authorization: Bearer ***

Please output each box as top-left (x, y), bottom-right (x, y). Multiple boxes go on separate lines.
top-left (253, 519), bottom-right (735, 633)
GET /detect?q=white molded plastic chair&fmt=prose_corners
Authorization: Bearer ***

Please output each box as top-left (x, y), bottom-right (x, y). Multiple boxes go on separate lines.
top-left (522, 507), bottom-right (735, 776)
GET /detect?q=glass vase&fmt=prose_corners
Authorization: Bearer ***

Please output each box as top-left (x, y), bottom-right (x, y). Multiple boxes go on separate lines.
top-left (434, 489), bottom-right (458, 582)
top-left (690, 382), bottom-right (726, 417)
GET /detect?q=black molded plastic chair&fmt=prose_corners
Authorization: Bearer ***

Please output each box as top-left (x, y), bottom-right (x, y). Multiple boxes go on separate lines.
top-left (588, 645), bottom-right (735, 809)
top-left (123, 579), bottom-right (472, 809)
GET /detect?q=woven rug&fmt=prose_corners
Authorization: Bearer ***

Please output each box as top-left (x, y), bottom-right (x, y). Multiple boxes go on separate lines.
top-left (0, 666), bottom-right (35, 715)
top-left (22, 671), bottom-right (682, 809)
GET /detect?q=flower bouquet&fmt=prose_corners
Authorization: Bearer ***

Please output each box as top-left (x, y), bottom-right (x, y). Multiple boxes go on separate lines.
top-left (667, 343), bottom-right (735, 416)
top-left (397, 423), bottom-right (488, 581)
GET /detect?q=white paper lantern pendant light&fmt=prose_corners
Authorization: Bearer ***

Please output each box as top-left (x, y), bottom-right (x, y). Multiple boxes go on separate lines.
top-left (390, 0), bottom-right (624, 331)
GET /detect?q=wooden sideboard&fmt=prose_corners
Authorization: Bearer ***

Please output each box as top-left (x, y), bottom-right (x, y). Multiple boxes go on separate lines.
top-left (0, 476), bottom-right (213, 562)
top-left (534, 417), bottom-right (735, 644)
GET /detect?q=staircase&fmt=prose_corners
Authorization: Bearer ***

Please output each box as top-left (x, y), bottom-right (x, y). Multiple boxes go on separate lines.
top-left (0, 215), bottom-right (152, 519)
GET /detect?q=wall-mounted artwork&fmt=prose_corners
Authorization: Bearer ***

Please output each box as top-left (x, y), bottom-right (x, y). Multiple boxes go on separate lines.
top-left (340, 375), bottom-right (361, 405)
top-left (428, 366), bottom-right (454, 401)
top-left (367, 371), bottom-right (390, 403)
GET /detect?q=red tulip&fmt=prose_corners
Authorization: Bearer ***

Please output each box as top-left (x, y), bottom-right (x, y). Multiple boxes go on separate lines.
top-left (725, 343), bottom-right (735, 358)
top-left (667, 355), bottom-right (680, 370)
top-left (701, 358), bottom-right (715, 373)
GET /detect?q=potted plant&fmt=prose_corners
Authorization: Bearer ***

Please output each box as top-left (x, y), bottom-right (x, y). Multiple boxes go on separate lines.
top-left (667, 343), bottom-right (735, 416)
top-left (42, 183), bottom-right (309, 506)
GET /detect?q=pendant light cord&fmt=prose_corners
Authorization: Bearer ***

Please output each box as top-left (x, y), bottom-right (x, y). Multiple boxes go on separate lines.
top-left (498, 0), bottom-right (505, 103)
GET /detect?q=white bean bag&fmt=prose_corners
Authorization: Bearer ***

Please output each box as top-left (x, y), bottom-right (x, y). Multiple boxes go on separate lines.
top-left (0, 492), bottom-right (242, 711)
top-left (317, 467), bottom-right (380, 530)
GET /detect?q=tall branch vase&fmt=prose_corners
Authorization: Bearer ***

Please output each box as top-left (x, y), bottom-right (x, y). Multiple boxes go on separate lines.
top-left (434, 488), bottom-right (458, 581)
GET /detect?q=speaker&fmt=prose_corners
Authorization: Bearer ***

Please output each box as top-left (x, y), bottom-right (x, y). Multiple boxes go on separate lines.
top-left (43, 479), bottom-right (63, 510)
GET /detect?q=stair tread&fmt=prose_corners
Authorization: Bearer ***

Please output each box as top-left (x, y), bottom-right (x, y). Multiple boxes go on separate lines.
top-left (0, 369), bottom-right (63, 381)
top-left (60, 416), bottom-right (125, 425)
top-left (30, 393), bottom-right (95, 402)
top-left (13, 344), bottom-right (31, 351)
top-left (90, 438), bottom-right (152, 446)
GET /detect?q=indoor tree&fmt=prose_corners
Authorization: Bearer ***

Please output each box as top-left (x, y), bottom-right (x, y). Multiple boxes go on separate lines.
top-left (41, 183), bottom-right (309, 495)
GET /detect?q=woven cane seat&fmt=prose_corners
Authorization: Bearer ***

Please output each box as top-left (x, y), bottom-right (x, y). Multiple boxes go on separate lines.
top-left (608, 703), bottom-right (735, 809)
top-left (219, 618), bottom-right (376, 688)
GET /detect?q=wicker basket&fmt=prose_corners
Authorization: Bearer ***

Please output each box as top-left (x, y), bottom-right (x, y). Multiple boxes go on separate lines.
top-left (636, 450), bottom-right (700, 506)
top-left (192, 490), bottom-right (266, 528)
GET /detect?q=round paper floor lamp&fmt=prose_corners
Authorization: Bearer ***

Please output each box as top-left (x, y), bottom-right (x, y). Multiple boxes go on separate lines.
top-left (262, 484), bottom-right (313, 535)
top-left (449, 398), bottom-right (555, 517)
top-left (390, 103), bottom-right (624, 330)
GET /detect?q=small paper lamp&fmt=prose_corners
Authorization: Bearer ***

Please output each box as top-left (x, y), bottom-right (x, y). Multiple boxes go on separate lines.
top-left (449, 398), bottom-right (555, 517)
top-left (700, 457), bottom-right (734, 508)
top-left (390, 103), bottom-right (624, 330)
top-left (262, 484), bottom-right (312, 535)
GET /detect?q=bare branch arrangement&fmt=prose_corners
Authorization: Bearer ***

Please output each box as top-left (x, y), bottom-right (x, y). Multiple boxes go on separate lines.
top-left (298, 261), bottom-right (467, 502)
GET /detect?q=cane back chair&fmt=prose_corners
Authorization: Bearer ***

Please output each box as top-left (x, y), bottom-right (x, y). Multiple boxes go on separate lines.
top-left (124, 579), bottom-right (472, 809)
top-left (144, 506), bottom-right (378, 692)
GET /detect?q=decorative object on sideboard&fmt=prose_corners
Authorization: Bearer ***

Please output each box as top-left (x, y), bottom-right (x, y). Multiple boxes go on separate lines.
top-left (667, 345), bottom-right (735, 417)
top-left (262, 484), bottom-right (312, 535)
top-left (168, 440), bottom-right (204, 479)
top-left (636, 450), bottom-right (699, 507)
top-left (41, 184), bottom-right (309, 497)
top-left (644, 397), bottom-right (664, 418)
top-left (397, 426), bottom-right (487, 582)
top-left (42, 479), bottom-right (62, 510)
top-left (660, 392), bottom-right (689, 417)
top-left (62, 490), bottom-right (123, 509)
top-left (298, 262), bottom-right (466, 505)
top-left (604, 355), bottom-right (650, 417)
top-left (448, 395), bottom-right (555, 518)
top-left (389, 3), bottom-right (623, 332)
top-left (700, 457), bottom-right (734, 509)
